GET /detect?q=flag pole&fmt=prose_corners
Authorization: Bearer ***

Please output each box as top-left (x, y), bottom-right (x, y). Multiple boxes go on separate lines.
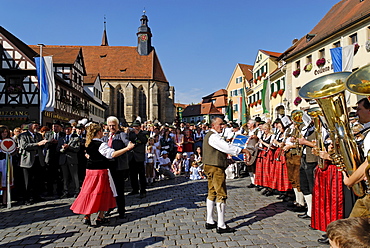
top-left (37, 44), bottom-right (45, 126)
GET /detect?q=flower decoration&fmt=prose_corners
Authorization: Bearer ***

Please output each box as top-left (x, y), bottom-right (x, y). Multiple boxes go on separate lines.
top-left (304, 62), bottom-right (312, 72)
top-left (271, 91), bottom-right (278, 99)
top-left (316, 58), bottom-right (326, 67)
top-left (294, 96), bottom-right (302, 106)
top-left (257, 76), bottom-right (262, 81)
top-left (354, 43), bottom-right (360, 55)
top-left (6, 85), bottom-right (22, 94)
top-left (278, 89), bottom-right (285, 96)
top-left (254, 79), bottom-right (257, 84)
top-left (262, 72), bottom-right (267, 77)
top-left (257, 99), bottom-right (262, 105)
top-left (292, 68), bottom-right (300, 77)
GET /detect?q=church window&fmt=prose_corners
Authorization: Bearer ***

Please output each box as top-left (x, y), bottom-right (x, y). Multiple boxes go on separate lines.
top-left (138, 88), bottom-right (147, 121)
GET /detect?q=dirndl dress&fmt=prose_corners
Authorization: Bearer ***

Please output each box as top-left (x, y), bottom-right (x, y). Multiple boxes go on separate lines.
top-left (271, 147), bottom-right (292, 192)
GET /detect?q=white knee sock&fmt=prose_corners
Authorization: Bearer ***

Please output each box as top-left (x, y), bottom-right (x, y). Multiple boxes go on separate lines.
top-left (216, 202), bottom-right (226, 228)
top-left (249, 172), bottom-right (255, 184)
top-left (294, 188), bottom-right (305, 206)
top-left (206, 199), bottom-right (215, 224)
top-left (304, 194), bottom-right (312, 217)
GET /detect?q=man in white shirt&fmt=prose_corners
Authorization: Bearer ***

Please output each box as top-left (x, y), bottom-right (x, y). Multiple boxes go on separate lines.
top-left (157, 151), bottom-right (175, 180)
top-left (203, 117), bottom-right (250, 233)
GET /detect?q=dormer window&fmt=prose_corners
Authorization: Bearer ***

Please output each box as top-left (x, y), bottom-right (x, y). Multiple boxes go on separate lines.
top-left (306, 34), bottom-right (316, 42)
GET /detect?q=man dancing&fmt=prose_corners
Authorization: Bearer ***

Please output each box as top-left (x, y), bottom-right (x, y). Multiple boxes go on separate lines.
top-left (203, 117), bottom-right (250, 233)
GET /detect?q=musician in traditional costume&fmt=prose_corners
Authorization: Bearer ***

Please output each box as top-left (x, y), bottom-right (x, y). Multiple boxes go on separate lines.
top-left (254, 123), bottom-right (275, 196)
top-left (203, 117), bottom-right (250, 233)
top-left (245, 119), bottom-right (259, 188)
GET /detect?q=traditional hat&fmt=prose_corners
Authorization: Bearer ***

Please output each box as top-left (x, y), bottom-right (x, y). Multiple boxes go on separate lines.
top-left (132, 120), bottom-right (141, 127)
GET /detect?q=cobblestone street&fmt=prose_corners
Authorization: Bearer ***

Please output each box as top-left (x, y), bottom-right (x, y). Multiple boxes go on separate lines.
top-left (0, 176), bottom-right (329, 248)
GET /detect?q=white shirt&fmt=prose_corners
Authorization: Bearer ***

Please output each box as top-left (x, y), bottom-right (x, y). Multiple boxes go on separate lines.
top-left (95, 138), bottom-right (115, 159)
top-left (363, 122), bottom-right (370, 155)
top-left (158, 156), bottom-right (171, 170)
top-left (208, 129), bottom-right (241, 156)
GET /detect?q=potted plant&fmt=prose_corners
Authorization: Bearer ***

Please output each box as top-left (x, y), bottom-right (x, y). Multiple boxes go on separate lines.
top-left (254, 79), bottom-right (257, 84)
top-left (271, 91), bottom-right (278, 98)
top-left (304, 62), bottom-right (312, 72)
top-left (257, 99), bottom-right (262, 105)
top-left (262, 72), bottom-right (267, 77)
top-left (6, 85), bottom-right (22, 94)
top-left (278, 89), bottom-right (285, 96)
top-left (257, 76), bottom-right (262, 81)
top-left (316, 58), bottom-right (326, 67)
top-left (294, 96), bottom-right (302, 106)
top-left (293, 68), bottom-right (300, 77)
top-left (354, 43), bottom-right (360, 55)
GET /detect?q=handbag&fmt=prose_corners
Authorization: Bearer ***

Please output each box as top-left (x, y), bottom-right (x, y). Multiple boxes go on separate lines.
top-left (177, 145), bottom-right (183, 152)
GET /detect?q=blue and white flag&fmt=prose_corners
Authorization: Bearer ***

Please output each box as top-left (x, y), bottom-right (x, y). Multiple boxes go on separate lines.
top-left (35, 56), bottom-right (55, 112)
top-left (330, 45), bottom-right (354, 73)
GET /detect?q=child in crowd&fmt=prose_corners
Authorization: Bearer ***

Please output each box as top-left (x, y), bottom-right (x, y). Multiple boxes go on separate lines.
top-left (189, 161), bottom-right (202, 180)
top-left (171, 153), bottom-right (183, 175)
top-left (326, 217), bottom-right (370, 248)
top-left (182, 153), bottom-right (189, 176)
top-left (145, 145), bottom-right (156, 185)
top-left (157, 151), bottom-right (175, 180)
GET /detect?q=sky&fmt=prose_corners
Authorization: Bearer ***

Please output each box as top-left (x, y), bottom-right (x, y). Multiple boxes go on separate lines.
top-left (0, 0), bottom-right (340, 104)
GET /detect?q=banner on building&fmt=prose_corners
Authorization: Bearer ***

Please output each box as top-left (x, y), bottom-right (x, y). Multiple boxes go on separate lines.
top-left (330, 45), bottom-right (354, 72)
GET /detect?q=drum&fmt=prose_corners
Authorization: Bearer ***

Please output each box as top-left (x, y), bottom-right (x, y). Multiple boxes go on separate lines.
top-left (231, 134), bottom-right (258, 165)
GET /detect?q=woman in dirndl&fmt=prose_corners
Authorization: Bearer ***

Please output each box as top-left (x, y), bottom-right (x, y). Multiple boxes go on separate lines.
top-left (254, 123), bottom-right (275, 196)
top-left (271, 122), bottom-right (292, 197)
top-left (0, 125), bottom-right (14, 207)
top-left (70, 123), bottom-right (134, 226)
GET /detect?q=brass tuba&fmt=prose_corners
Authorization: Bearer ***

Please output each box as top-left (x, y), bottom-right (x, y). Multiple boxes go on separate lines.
top-left (299, 72), bottom-right (365, 197)
top-left (307, 107), bottom-right (326, 169)
top-left (346, 64), bottom-right (370, 193)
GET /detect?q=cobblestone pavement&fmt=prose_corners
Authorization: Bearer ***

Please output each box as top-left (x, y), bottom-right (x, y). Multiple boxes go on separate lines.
top-left (0, 176), bottom-right (329, 248)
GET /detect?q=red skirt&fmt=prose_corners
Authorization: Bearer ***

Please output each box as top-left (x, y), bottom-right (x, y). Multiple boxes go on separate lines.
top-left (70, 169), bottom-right (116, 215)
top-left (311, 163), bottom-right (344, 231)
top-left (270, 148), bottom-right (292, 191)
top-left (255, 148), bottom-right (274, 188)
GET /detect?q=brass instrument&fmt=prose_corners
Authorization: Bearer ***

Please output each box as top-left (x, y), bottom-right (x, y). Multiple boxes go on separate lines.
top-left (299, 72), bottom-right (365, 197)
top-left (291, 110), bottom-right (304, 155)
top-left (345, 64), bottom-right (370, 193)
top-left (307, 107), bottom-right (326, 169)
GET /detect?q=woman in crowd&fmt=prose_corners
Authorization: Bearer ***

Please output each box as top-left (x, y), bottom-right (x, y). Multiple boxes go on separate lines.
top-left (174, 128), bottom-right (184, 155)
top-left (70, 122), bottom-right (134, 226)
top-left (183, 129), bottom-right (194, 156)
top-left (271, 121), bottom-right (292, 197)
top-left (0, 125), bottom-right (14, 207)
top-left (160, 129), bottom-right (174, 161)
top-left (254, 123), bottom-right (275, 196)
top-left (193, 126), bottom-right (204, 150)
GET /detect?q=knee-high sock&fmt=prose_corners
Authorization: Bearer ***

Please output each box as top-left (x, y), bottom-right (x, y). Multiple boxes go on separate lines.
top-left (216, 202), bottom-right (226, 228)
top-left (206, 199), bottom-right (215, 224)
top-left (304, 194), bottom-right (312, 217)
top-left (249, 172), bottom-right (255, 184)
top-left (294, 188), bottom-right (305, 206)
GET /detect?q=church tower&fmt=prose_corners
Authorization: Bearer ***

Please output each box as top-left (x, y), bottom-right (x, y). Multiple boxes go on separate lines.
top-left (137, 11), bottom-right (152, 56)
top-left (101, 16), bottom-right (109, 46)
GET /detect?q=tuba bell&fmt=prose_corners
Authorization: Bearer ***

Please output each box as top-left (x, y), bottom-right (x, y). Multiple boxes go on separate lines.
top-left (346, 64), bottom-right (370, 193)
top-left (299, 72), bottom-right (365, 197)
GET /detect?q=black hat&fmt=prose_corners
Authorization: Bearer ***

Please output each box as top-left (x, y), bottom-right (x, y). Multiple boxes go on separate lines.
top-left (76, 123), bottom-right (85, 129)
top-left (64, 123), bottom-right (72, 128)
top-left (231, 122), bottom-right (239, 128)
top-left (132, 120), bottom-right (141, 127)
top-left (53, 120), bottom-right (62, 126)
top-left (255, 117), bottom-right (262, 123)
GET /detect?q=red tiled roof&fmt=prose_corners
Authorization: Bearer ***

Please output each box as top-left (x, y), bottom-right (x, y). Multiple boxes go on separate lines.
top-left (201, 102), bottom-right (221, 115)
top-left (287, 0), bottom-right (370, 58)
top-left (260, 50), bottom-right (282, 58)
top-left (84, 74), bottom-right (99, 85)
top-left (29, 45), bottom-right (168, 83)
top-left (29, 45), bottom-right (81, 64)
top-left (238, 64), bottom-right (253, 81)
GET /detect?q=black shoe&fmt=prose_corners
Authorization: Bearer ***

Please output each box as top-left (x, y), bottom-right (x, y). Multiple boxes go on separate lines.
top-left (205, 221), bottom-right (217, 229)
top-left (96, 217), bottom-right (109, 226)
top-left (265, 191), bottom-right (273, 196)
top-left (127, 191), bottom-right (139, 196)
top-left (216, 225), bottom-right (236, 234)
top-left (247, 183), bottom-right (255, 188)
top-left (105, 208), bottom-right (115, 217)
top-left (318, 235), bottom-right (329, 244)
top-left (261, 189), bottom-right (269, 195)
top-left (118, 213), bottom-right (126, 219)
top-left (298, 213), bottom-right (311, 219)
top-left (83, 216), bottom-right (91, 226)
top-left (255, 186), bottom-right (263, 191)
top-left (292, 206), bottom-right (307, 213)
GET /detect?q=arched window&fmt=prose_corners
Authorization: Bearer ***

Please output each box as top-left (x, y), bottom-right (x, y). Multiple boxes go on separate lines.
top-left (117, 88), bottom-right (124, 119)
top-left (138, 87), bottom-right (147, 121)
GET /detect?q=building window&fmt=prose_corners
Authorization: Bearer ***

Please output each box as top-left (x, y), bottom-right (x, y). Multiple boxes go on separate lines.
top-left (349, 33), bottom-right (358, 44)
top-left (333, 41), bottom-right (340, 48)
top-left (295, 60), bottom-right (300, 70)
top-left (233, 89), bottom-right (238, 96)
top-left (319, 48), bottom-right (325, 58)
top-left (306, 55), bottom-right (312, 64)
top-left (233, 104), bottom-right (238, 111)
top-left (230, 91), bottom-right (233, 97)
top-left (236, 76), bottom-right (242, 84)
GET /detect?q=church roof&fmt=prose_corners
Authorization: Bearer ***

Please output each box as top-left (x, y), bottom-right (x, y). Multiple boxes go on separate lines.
top-left (29, 45), bottom-right (168, 83)
top-left (287, 0), bottom-right (370, 58)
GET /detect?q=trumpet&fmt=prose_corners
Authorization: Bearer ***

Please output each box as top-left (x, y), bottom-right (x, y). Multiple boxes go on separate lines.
top-left (299, 71), bottom-right (365, 197)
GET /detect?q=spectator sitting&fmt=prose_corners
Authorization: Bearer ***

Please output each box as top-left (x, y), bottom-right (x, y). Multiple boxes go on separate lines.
top-left (157, 151), bottom-right (175, 180)
top-left (327, 217), bottom-right (370, 248)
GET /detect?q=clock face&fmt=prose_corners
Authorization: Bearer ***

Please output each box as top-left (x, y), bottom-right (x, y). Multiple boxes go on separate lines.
top-left (140, 34), bottom-right (148, 42)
